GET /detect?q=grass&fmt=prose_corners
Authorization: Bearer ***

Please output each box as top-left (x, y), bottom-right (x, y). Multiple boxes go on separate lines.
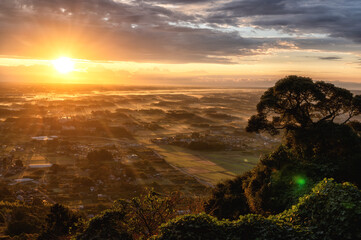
top-left (147, 144), bottom-right (259, 185)
top-left (192, 151), bottom-right (260, 175)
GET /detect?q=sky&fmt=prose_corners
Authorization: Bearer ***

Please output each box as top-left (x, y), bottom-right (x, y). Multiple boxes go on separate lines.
top-left (1, 0), bottom-right (361, 87)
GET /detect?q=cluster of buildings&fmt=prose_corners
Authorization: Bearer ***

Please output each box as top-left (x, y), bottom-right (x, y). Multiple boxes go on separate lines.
top-left (152, 131), bottom-right (280, 151)
top-left (151, 133), bottom-right (251, 151)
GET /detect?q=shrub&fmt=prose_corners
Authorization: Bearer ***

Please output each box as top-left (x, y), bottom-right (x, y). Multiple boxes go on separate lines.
top-left (76, 190), bottom-right (180, 239)
top-left (278, 178), bottom-right (361, 240)
top-left (38, 203), bottom-right (80, 239)
top-left (5, 220), bottom-right (37, 236)
top-left (204, 173), bottom-right (250, 220)
top-left (155, 213), bottom-right (310, 240)
top-left (0, 201), bottom-right (48, 236)
top-left (206, 135), bottom-right (361, 217)
top-left (160, 179), bottom-right (361, 240)
top-left (205, 146), bottom-right (302, 217)
top-left (285, 123), bottom-right (361, 186)
top-left (229, 214), bottom-right (310, 240)
top-left (76, 210), bottom-right (131, 240)
top-left (155, 213), bottom-right (226, 240)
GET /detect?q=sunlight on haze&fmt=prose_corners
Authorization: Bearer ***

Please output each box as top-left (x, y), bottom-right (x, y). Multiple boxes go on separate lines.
top-left (52, 57), bottom-right (75, 74)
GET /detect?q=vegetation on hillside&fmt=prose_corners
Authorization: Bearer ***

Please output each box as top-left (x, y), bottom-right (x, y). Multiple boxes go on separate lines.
top-left (1, 76), bottom-right (360, 239)
top-left (157, 179), bottom-right (361, 240)
top-left (206, 76), bottom-right (361, 217)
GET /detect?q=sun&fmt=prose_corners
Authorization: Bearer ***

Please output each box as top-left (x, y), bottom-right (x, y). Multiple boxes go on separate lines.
top-left (52, 57), bottom-right (75, 74)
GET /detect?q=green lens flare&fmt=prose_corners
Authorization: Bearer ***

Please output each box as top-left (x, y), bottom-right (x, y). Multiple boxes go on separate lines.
top-left (294, 176), bottom-right (306, 186)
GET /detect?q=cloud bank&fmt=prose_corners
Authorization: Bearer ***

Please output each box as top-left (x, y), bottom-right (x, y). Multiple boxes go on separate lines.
top-left (0, 0), bottom-right (360, 63)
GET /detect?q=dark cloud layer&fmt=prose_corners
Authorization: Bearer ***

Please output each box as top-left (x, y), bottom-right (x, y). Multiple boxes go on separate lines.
top-left (143, 0), bottom-right (212, 4)
top-left (319, 56), bottom-right (342, 61)
top-left (0, 0), bottom-right (360, 63)
top-left (0, 0), bottom-right (263, 62)
top-left (210, 0), bottom-right (361, 43)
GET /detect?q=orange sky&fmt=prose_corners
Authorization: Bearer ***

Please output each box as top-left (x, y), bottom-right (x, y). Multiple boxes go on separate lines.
top-left (0, 0), bottom-right (361, 87)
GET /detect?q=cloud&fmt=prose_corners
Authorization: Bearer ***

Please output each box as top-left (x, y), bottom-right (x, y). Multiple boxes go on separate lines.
top-left (143, 0), bottom-right (212, 4)
top-left (0, 0), bottom-right (361, 64)
top-left (0, 0), bottom-right (269, 63)
top-left (318, 56), bottom-right (342, 61)
top-left (209, 0), bottom-right (361, 43)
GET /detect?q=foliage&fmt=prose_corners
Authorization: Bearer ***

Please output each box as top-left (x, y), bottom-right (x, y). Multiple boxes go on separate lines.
top-left (242, 145), bottom-right (324, 214)
top-left (0, 184), bottom-right (14, 201)
top-left (6, 220), bottom-right (37, 236)
top-left (204, 173), bottom-right (250, 220)
top-left (0, 201), bottom-right (48, 237)
top-left (266, 165), bottom-right (315, 213)
top-left (277, 178), bottom-right (361, 240)
top-left (160, 178), bottom-right (361, 240)
top-left (205, 146), bottom-right (301, 216)
top-left (76, 189), bottom-right (180, 239)
top-left (207, 123), bottom-right (361, 216)
top-left (155, 213), bottom-right (310, 240)
top-left (208, 76), bottom-right (361, 218)
top-left (242, 162), bottom-right (273, 214)
top-left (246, 75), bottom-right (361, 135)
top-left (284, 122), bottom-right (361, 186)
top-left (113, 190), bottom-right (180, 238)
top-left (8, 233), bottom-right (39, 240)
top-left (154, 213), bottom-right (226, 240)
top-left (38, 203), bottom-right (81, 239)
top-left (229, 214), bottom-right (310, 240)
top-left (76, 210), bottom-right (131, 240)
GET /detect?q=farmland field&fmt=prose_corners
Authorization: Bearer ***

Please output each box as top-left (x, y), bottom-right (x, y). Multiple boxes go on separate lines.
top-left (0, 84), bottom-right (278, 208)
top-left (144, 143), bottom-right (261, 185)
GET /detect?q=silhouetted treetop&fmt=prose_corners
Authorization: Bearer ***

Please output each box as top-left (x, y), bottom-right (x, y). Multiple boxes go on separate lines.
top-left (247, 75), bottom-right (361, 135)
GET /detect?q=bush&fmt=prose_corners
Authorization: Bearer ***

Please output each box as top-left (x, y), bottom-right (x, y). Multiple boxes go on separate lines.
top-left (155, 213), bottom-right (226, 240)
top-left (0, 201), bottom-right (48, 236)
top-left (76, 210), bottom-right (131, 240)
top-left (9, 233), bottom-right (39, 240)
top-left (160, 179), bottom-right (361, 240)
top-left (155, 213), bottom-right (310, 240)
top-left (285, 123), bottom-right (361, 186)
top-left (266, 165), bottom-right (316, 213)
top-left (206, 132), bottom-right (361, 217)
top-left (77, 190), bottom-right (180, 239)
top-left (204, 173), bottom-right (250, 220)
top-left (5, 220), bottom-right (37, 236)
top-left (205, 146), bottom-right (301, 217)
top-left (278, 178), bottom-right (361, 240)
top-left (38, 203), bottom-right (80, 239)
top-left (229, 214), bottom-right (310, 240)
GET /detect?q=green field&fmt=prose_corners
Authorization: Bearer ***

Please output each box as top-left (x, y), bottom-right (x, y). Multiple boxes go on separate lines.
top-left (146, 143), bottom-right (261, 186)
top-left (190, 151), bottom-right (260, 175)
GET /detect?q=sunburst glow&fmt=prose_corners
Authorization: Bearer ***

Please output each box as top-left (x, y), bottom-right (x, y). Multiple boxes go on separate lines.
top-left (52, 57), bottom-right (75, 74)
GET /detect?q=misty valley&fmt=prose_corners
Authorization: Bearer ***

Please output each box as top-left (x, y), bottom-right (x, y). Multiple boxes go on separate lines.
top-left (0, 77), bottom-right (360, 240)
top-left (0, 83), bottom-right (278, 212)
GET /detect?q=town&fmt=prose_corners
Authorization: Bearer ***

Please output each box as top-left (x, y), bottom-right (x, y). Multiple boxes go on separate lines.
top-left (0, 84), bottom-right (273, 216)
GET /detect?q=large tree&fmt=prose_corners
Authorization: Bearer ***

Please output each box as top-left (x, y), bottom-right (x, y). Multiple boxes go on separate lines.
top-left (246, 75), bottom-right (361, 135)
top-left (206, 76), bottom-right (361, 219)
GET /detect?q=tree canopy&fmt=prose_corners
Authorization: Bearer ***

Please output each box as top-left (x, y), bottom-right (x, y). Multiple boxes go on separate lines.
top-left (161, 178), bottom-right (361, 240)
top-left (246, 75), bottom-right (361, 135)
top-left (206, 76), bottom-right (361, 219)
